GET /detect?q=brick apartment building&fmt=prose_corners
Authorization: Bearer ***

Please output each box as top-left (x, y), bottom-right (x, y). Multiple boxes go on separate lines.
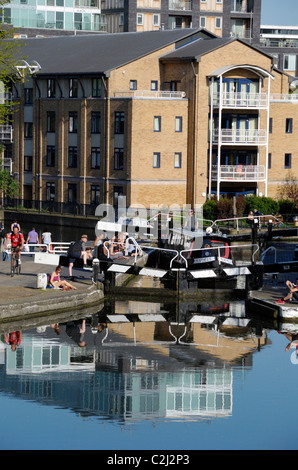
top-left (6, 27), bottom-right (296, 212)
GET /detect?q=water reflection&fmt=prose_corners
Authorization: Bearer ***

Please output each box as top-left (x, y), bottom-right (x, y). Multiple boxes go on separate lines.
top-left (0, 299), bottom-right (282, 423)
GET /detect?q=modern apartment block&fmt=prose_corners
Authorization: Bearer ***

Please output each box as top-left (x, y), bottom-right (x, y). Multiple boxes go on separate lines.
top-left (260, 25), bottom-right (298, 78)
top-left (6, 28), bottom-right (296, 213)
top-left (102, 0), bottom-right (261, 44)
top-left (0, 0), bottom-right (103, 35)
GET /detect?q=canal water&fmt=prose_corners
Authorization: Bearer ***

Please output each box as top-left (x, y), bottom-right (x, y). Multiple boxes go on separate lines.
top-left (0, 295), bottom-right (298, 450)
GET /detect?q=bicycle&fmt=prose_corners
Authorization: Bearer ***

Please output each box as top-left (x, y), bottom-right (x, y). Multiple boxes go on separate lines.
top-left (11, 248), bottom-right (21, 277)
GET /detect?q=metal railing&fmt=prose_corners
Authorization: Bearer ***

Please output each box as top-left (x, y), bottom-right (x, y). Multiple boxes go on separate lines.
top-left (212, 92), bottom-right (268, 108)
top-left (211, 164), bottom-right (266, 182)
top-left (113, 90), bottom-right (186, 99)
top-left (213, 129), bottom-right (267, 145)
top-left (180, 243), bottom-right (260, 269)
top-left (270, 94), bottom-right (298, 102)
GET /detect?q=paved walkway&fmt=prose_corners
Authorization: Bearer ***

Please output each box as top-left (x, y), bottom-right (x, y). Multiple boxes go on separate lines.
top-left (0, 254), bottom-right (96, 305)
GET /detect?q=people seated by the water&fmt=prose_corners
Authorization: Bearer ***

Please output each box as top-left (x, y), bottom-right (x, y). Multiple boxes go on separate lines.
top-left (108, 236), bottom-right (129, 260)
top-left (67, 235), bottom-right (89, 277)
top-left (49, 265), bottom-right (77, 290)
top-left (127, 238), bottom-right (139, 256)
top-left (184, 209), bottom-right (198, 232)
top-left (276, 278), bottom-right (298, 303)
top-left (94, 233), bottom-right (104, 248)
top-left (86, 247), bottom-right (93, 261)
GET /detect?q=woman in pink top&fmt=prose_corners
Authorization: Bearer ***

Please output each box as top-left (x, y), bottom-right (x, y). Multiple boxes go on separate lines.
top-left (49, 265), bottom-right (77, 290)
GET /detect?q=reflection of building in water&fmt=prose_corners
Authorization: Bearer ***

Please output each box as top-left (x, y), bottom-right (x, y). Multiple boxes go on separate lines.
top-left (0, 306), bottom-right (269, 422)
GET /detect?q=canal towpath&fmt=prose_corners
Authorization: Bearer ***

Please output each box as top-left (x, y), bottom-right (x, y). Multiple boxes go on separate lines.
top-left (0, 256), bottom-right (104, 322)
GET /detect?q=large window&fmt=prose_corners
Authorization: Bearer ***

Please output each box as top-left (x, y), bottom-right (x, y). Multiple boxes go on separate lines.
top-left (91, 112), bottom-right (101, 133)
top-left (69, 78), bottom-right (79, 98)
top-left (284, 54), bottom-right (296, 71)
top-left (46, 145), bottom-right (55, 167)
top-left (91, 185), bottom-right (100, 205)
top-left (92, 78), bottom-right (102, 97)
top-left (68, 183), bottom-right (77, 203)
top-left (46, 182), bottom-right (55, 202)
top-left (114, 148), bottom-right (124, 170)
top-left (47, 79), bottom-right (55, 98)
top-left (69, 112), bottom-right (78, 133)
top-left (47, 111), bottom-right (55, 133)
top-left (68, 146), bottom-right (78, 168)
top-left (115, 112), bottom-right (124, 134)
top-left (91, 147), bottom-right (100, 169)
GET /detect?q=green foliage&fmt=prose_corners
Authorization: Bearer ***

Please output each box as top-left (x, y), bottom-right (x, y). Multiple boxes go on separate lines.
top-left (203, 199), bottom-right (217, 221)
top-left (0, 161), bottom-right (20, 198)
top-left (245, 195), bottom-right (279, 215)
top-left (277, 199), bottom-right (296, 215)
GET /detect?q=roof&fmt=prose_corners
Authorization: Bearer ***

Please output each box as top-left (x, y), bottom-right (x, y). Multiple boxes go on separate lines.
top-left (208, 64), bottom-right (275, 80)
top-left (11, 29), bottom-right (205, 76)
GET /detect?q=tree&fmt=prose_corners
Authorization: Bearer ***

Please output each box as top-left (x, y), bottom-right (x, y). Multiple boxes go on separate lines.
top-left (0, 159), bottom-right (19, 201)
top-left (277, 171), bottom-right (298, 207)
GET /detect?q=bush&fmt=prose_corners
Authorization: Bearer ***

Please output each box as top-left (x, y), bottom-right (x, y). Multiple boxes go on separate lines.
top-left (278, 199), bottom-right (296, 215)
top-left (245, 196), bottom-right (279, 215)
top-left (203, 199), bottom-right (217, 221)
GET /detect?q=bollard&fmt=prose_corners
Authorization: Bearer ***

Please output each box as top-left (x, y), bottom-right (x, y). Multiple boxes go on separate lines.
top-left (268, 219), bottom-right (273, 240)
top-left (92, 258), bottom-right (100, 288)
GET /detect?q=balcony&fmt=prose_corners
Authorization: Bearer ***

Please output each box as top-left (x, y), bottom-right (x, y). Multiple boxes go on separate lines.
top-left (74, 0), bottom-right (100, 7)
top-left (2, 158), bottom-right (12, 175)
top-left (213, 129), bottom-right (267, 145)
top-left (113, 90), bottom-right (186, 99)
top-left (270, 94), bottom-right (298, 102)
top-left (0, 125), bottom-right (13, 142)
top-left (211, 165), bottom-right (266, 182)
top-left (168, 1), bottom-right (192, 10)
top-left (212, 92), bottom-right (268, 108)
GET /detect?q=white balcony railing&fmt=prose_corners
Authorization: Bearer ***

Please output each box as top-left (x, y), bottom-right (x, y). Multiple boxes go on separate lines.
top-left (212, 92), bottom-right (268, 108)
top-left (213, 129), bottom-right (267, 145)
top-left (0, 125), bottom-right (13, 142)
top-left (113, 90), bottom-right (186, 99)
top-left (211, 165), bottom-right (266, 182)
top-left (270, 93), bottom-right (298, 102)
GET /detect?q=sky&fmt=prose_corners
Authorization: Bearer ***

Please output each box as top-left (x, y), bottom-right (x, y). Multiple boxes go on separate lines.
top-left (261, 0), bottom-right (298, 25)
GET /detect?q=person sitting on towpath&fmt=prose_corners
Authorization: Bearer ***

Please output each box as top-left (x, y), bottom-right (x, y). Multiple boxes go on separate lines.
top-left (49, 265), bottom-right (77, 290)
top-left (276, 278), bottom-right (298, 304)
top-left (67, 235), bottom-right (89, 278)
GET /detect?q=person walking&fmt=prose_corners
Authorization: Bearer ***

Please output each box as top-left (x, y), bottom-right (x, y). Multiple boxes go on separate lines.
top-left (26, 227), bottom-right (39, 253)
top-left (41, 228), bottom-right (52, 252)
top-left (0, 223), bottom-right (6, 253)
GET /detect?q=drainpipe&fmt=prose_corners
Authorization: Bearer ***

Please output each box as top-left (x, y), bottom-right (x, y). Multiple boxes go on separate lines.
top-left (191, 61), bottom-right (198, 208)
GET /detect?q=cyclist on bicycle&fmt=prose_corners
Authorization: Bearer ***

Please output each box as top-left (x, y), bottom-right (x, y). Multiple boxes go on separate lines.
top-left (5, 226), bottom-right (24, 264)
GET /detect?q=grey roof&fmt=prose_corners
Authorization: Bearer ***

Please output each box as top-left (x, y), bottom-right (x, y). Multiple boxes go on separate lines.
top-left (13, 29), bottom-right (204, 76)
top-left (161, 36), bottom-right (274, 62)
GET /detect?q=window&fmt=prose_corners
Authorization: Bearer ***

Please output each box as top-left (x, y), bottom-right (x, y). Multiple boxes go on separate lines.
top-left (24, 122), bottom-right (33, 138)
top-left (115, 112), bottom-right (124, 134)
top-left (92, 78), bottom-right (102, 97)
top-left (68, 183), bottom-right (77, 203)
top-left (46, 182), bottom-right (55, 202)
top-left (153, 14), bottom-right (160, 26)
top-left (24, 155), bottom-right (32, 172)
top-left (268, 153), bottom-right (271, 169)
top-left (91, 147), bottom-right (100, 169)
top-left (174, 152), bottom-right (182, 168)
top-left (91, 185), bottom-right (100, 205)
top-left (46, 145), bottom-right (55, 167)
top-left (130, 80), bottom-right (137, 90)
top-left (153, 152), bottom-right (160, 168)
top-left (200, 16), bottom-right (206, 28)
top-left (154, 116), bottom-right (161, 132)
top-left (151, 80), bottom-right (158, 91)
top-left (69, 112), bottom-right (78, 133)
top-left (47, 111), bottom-right (55, 133)
top-left (175, 116), bottom-right (182, 132)
top-left (69, 78), bottom-right (79, 98)
top-left (215, 17), bottom-right (222, 29)
top-left (137, 13), bottom-right (143, 25)
top-left (285, 153), bottom-right (292, 169)
top-left (286, 118), bottom-right (293, 133)
top-left (68, 146), bottom-right (78, 168)
top-left (24, 88), bottom-right (33, 105)
top-left (269, 117), bottom-right (272, 133)
top-left (113, 186), bottom-right (123, 206)
top-left (284, 54), bottom-right (296, 71)
top-left (91, 112), bottom-right (101, 133)
top-left (114, 148), bottom-right (124, 170)
top-left (47, 79), bottom-right (55, 98)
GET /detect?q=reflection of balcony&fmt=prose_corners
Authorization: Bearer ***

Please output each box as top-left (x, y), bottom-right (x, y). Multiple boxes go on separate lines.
top-left (212, 165), bottom-right (266, 182)
top-left (213, 129), bottom-right (267, 145)
top-left (0, 125), bottom-right (13, 142)
top-left (212, 92), bottom-right (268, 108)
